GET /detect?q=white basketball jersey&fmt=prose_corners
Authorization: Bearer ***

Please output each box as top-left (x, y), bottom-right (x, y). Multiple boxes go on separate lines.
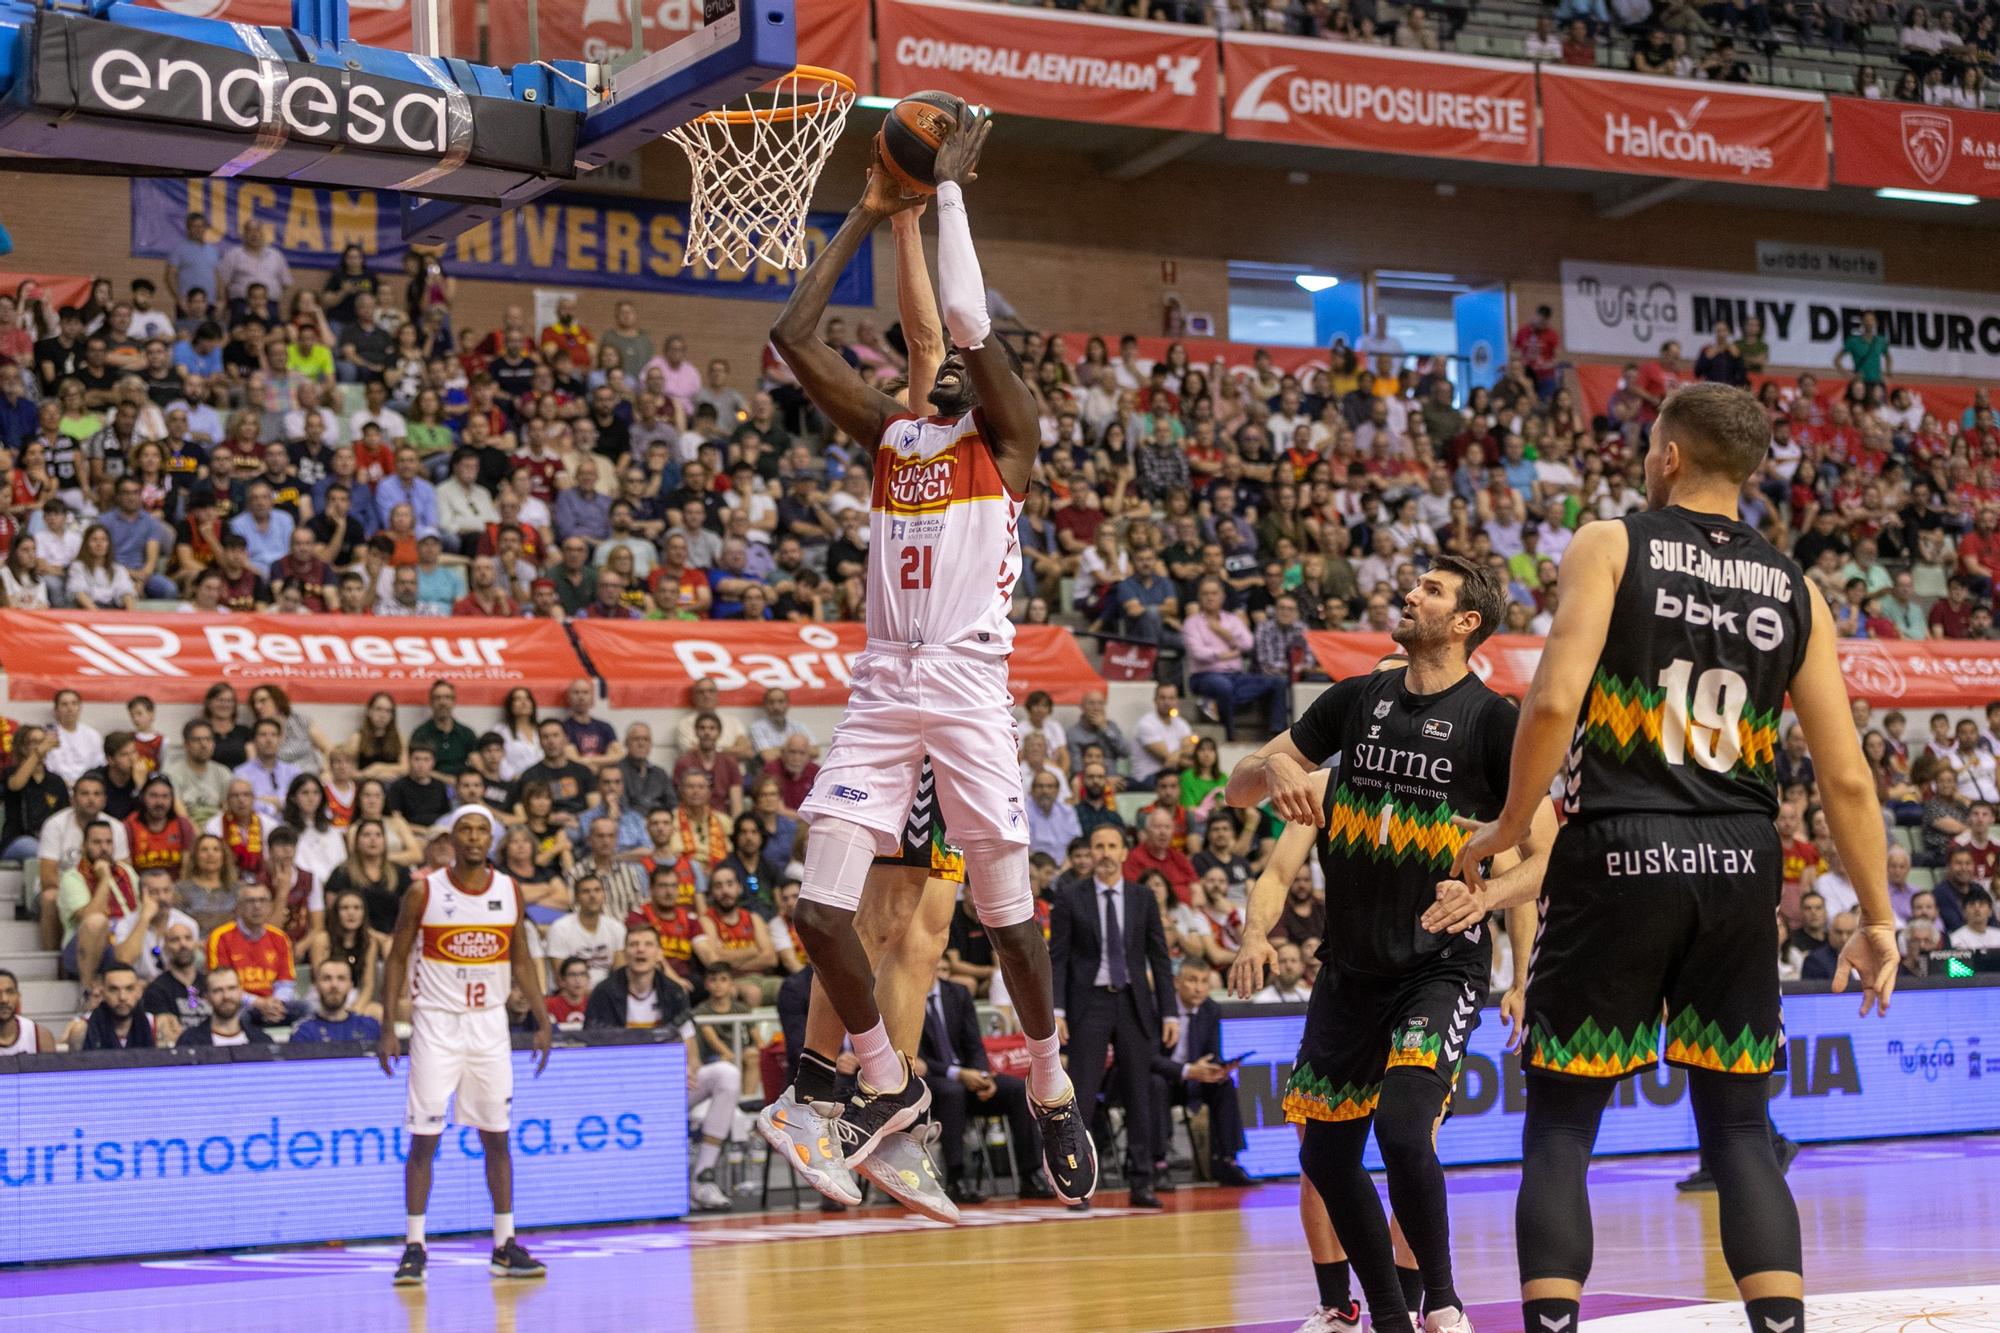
top-left (870, 409), bottom-right (1021, 657)
top-left (412, 865), bottom-right (520, 1015)
top-left (0, 1022), bottom-right (42, 1055)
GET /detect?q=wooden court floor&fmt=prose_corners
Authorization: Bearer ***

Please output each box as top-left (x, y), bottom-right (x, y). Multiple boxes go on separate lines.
top-left (5, 1137), bottom-right (1997, 1332)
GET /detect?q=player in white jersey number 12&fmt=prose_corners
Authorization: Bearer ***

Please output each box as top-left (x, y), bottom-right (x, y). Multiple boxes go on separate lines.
top-left (377, 806), bottom-right (553, 1285)
top-left (769, 109), bottom-right (1098, 1203)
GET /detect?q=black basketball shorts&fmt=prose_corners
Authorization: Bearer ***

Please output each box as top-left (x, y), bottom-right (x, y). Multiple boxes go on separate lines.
top-left (1283, 949), bottom-right (1489, 1125)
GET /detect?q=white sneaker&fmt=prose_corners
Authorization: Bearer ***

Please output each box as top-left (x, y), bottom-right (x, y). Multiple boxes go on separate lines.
top-left (690, 1177), bottom-right (732, 1212)
top-left (754, 1086), bottom-right (864, 1206)
top-left (855, 1121), bottom-right (961, 1225)
top-left (1424, 1308), bottom-right (1474, 1333)
top-left (1293, 1305), bottom-right (1362, 1333)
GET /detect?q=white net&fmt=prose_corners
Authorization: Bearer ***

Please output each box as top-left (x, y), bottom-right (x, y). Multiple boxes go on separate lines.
top-left (667, 66), bottom-right (856, 272)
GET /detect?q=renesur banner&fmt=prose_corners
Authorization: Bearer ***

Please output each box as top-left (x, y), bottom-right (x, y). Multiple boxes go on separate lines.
top-left (1559, 258), bottom-right (2000, 380)
top-left (1308, 628), bottom-right (2000, 708)
top-left (875, 0), bottom-right (1220, 134)
top-left (1222, 35), bottom-right (1534, 165)
top-left (0, 611), bottom-right (587, 706)
top-left (1830, 96), bottom-right (2000, 199)
top-left (1539, 65), bottom-right (1828, 190)
top-left (575, 620), bottom-right (1105, 707)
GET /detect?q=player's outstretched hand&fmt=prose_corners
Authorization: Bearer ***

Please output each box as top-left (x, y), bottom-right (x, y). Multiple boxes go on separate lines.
top-left (860, 146), bottom-right (924, 220)
top-left (1448, 814), bottom-right (1515, 887)
top-left (1499, 987), bottom-right (1528, 1053)
top-left (1265, 753), bottom-right (1323, 827)
top-left (932, 107), bottom-right (993, 190)
top-left (1831, 923), bottom-right (1900, 1017)
top-left (1229, 936), bottom-right (1276, 999)
top-left (377, 1024), bottom-right (401, 1077)
top-left (1422, 878), bottom-right (1487, 936)
top-left (532, 1022), bottom-right (552, 1077)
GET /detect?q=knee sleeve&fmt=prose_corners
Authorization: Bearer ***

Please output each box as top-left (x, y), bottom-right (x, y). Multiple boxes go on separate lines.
top-left (1690, 1073), bottom-right (1802, 1281)
top-left (1517, 1074), bottom-right (1614, 1285)
top-left (1373, 1075), bottom-right (1446, 1173)
top-left (960, 839), bottom-right (1034, 928)
top-left (799, 818), bottom-right (882, 913)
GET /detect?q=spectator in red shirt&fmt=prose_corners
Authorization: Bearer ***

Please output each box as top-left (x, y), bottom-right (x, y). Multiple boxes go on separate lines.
top-left (673, 713), bottom-right (744, 816)
top-left (539, 297), bottom-right (593, 367)
top-left (760, 734), bottom-right (818, 815)
top-left (1559, 19), bottom-right (1597, 65)
top-left (1960, 507), bottom-right (2000, 597)
top-left (1124, 807), bottom-right (1197, 904)
top-left (1633, 341), bottom-right (1685, 425)
top-left (546, 954), bottom-right (593, 1030)
top-left (1931, 577), bottom-right (1978, 640)
top-left (1512, 304), bottom-right (1561, 396)
top-left (204, 880), bottom-right (301, 1025)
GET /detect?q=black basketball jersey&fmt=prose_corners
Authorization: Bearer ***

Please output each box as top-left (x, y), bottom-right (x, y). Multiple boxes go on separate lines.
top-left (1291, 667), bottom-right (1516, 977)
top-left (1561, 506), bottom-right (1815, 821)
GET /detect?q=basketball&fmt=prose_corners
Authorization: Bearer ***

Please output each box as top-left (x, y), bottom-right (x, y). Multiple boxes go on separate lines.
top-left (875, 90), bottom-right (965, 195)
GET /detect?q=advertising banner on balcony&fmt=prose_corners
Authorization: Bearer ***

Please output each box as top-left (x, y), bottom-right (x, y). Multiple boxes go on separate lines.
top-left (1831, 96), bottom-right (2000, 198)
top-left (1222, 34), bottom-right (1534, 165)
top-left (876, 0), bottom-right (1220, 133)
top-left (1539, 65), bottom-right (1827, 190)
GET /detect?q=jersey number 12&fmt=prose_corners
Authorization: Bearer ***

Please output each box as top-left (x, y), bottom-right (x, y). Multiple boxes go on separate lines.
top-left (1655, 659), bottom-right (1748, 772)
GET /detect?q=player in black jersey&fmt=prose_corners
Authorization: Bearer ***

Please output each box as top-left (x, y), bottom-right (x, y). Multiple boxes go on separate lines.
top-left (1229, 556), bottom-right (1558, 1333)
top-left (1448, 384), bottom-right (1901, 1333)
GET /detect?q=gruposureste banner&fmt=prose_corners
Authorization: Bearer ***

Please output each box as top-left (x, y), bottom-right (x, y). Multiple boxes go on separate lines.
top-left (875, 0), bottom-right (1220, 134)
top-left (575, 620), bottom-right (1105, 707)
top-left (1223, 34), bottom-right (1534, 165)
top-left (1558, 258), bottom-right (2000, 381)
top-left (1539, 64), bottom-right (1828, 190)
top-left (1830, 96), bottom-right (2000, 198)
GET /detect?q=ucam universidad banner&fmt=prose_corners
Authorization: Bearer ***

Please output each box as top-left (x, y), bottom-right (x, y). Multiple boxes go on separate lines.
top-left (1558, 257), bottom-right (2000, 381)
top-left (1222, 34), bottom-right (1534, 165)
top-left (131, 178), bottom-right (874, 304)
top-left (1224, 983), bottom-right (2000, 1177)
top-left (1831, 96), bottom-right (2000, 199)
top-left (1539, 64), bottom-right (1828, 190)
top-left (0, 1042), bottom-right (689, 1264)
top-left (874, 0), bottom-right (1220, 133)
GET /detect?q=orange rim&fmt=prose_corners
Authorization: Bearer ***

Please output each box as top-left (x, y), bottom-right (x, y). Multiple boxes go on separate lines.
top-left (691, 65), bottom-right (855, 126)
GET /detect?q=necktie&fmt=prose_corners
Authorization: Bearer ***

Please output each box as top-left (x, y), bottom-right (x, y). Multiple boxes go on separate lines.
top-left (929, 992), bottom-right (954, 1066)
top-left (1102, 887), bottom-right (1129, 989)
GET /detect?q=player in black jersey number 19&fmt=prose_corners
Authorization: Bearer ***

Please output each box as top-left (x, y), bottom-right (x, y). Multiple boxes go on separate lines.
top-left (1449, 384), bottom-right (1902, 1333)
top-left (1229, 557), bottom-right (1559, 1333)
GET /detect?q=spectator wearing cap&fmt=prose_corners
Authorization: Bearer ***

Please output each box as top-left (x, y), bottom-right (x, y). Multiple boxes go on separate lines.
top-left (526, 576), bottom-right (566, 621)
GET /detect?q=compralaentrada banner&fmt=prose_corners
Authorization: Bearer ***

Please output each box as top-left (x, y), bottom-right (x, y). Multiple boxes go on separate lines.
top-left (1225, 986), bottom-right (2000, 1177)
top-left (1558, 257), bottom-right (2000, 382)
top-left (0, 1044), bottom-right (689, 1264)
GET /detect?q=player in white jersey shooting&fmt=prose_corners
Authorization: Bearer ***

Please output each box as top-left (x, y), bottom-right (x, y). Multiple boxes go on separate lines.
top-left (768, 111), bottom-right (1097, 1202)
top-left (378, 805), bottom-right (552, 1285)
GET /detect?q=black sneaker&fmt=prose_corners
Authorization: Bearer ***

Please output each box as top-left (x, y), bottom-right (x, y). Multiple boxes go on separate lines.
top-left (1032, 1088), bottom-right (1099, 1203)
top-left (392, 1242), bottom-right (426, 1286)
top-left (1675, 1167), bottom-right (1716, 1193)
top-left (834, 1056), bottom-right (931, 1169)
top-left (488, 1238), bottom-right (546, 1279)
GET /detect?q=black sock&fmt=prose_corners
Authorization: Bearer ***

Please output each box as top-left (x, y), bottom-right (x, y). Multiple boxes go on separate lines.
top-left (796, 1049), bottom-right (839, 1104)
top-left (1313, 1259), bottom-right (1352, 1311)
top-left (1745, 1296), bottom-right (1804, 1333)
top-left (1522, 1297), bottom-right (1581, 1333)
top-left (1397, 1265), bottom-right (1424, 1311)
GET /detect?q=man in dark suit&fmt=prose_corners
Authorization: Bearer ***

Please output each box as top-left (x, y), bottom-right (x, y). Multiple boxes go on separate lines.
top-left (1051, 822), bottom-right (1177, 1209)
top-left (1149, 956), bottom-right (1252, 1188)
top-left (916, 959), bottom-right (1053, 1205)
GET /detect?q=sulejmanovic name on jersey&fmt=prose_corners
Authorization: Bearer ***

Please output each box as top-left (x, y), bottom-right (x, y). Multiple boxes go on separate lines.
top-left (1289, 668), bottom-right (1517, 977)
top-left (1562, 506), bottom-right (1815, 820)
top-left (869, 409), bottom-right (1023, 657)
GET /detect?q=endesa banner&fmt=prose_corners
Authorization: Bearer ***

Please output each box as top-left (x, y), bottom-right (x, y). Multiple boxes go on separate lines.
top-left (0, 611), bottom-right (587, 707)
top-left (875, 0), bottom-right (1220, 134)
top-left (1559, 258), bottom-right (2000, 382)
top-left (1310, 628), bottom-right (2000, 710)
top-left (1539, 65), bottom-right (1828, 190)
top-left (1831, 96), bottom-right (2000, 199)
top-left (485, 0), bottom-right (868, 88)
top-left (575, 620), bottom-right (1104, 708)
top-left (1223, 35), bottom-right (1533, 165)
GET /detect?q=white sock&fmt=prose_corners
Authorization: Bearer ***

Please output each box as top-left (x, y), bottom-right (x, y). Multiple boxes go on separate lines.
top-left (493, 1212), bottom-right (514, 1245)
top-left (406, 1214), bottom-right (425, 1246)
top-left (695, 1138), bottom-right (722, 1173)
top-left (850, 1019), bottom-right (903, 1092)
top-left (1025, 1031), bottom-right (1068, 1104)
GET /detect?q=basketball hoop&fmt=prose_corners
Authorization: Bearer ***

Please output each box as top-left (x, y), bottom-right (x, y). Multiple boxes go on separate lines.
top-left (668, 65), bottom-right (856, 272)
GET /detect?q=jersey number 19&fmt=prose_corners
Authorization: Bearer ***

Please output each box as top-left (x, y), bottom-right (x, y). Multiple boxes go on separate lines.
top-left (1655, 659), bottom-right (1749, 773)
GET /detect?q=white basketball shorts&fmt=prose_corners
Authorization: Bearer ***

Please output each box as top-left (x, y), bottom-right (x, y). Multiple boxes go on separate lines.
top-left (800, 644), bottom-right (1029, 852)
top-left (406, 1004), bottom-right (514, 1135)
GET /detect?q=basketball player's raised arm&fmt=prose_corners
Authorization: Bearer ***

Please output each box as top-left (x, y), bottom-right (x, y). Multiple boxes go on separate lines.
top-left (1227, 676), bottom-right (1365, 825)
top-left (376, 881), bottom-right (428, 1075)
top-left (1453, 519), bottom-right (1627, 879)
top-left (892, 207), bottom-right (945, 413)
top-left (1791, 590), bottom-right (1899, 1015)
top-left (927, 111), bottom-right (1039, 498)
top-left (1229, 779), bottom-right (1327, 997)
top-left (769, 164), bottom-right (915, 450)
